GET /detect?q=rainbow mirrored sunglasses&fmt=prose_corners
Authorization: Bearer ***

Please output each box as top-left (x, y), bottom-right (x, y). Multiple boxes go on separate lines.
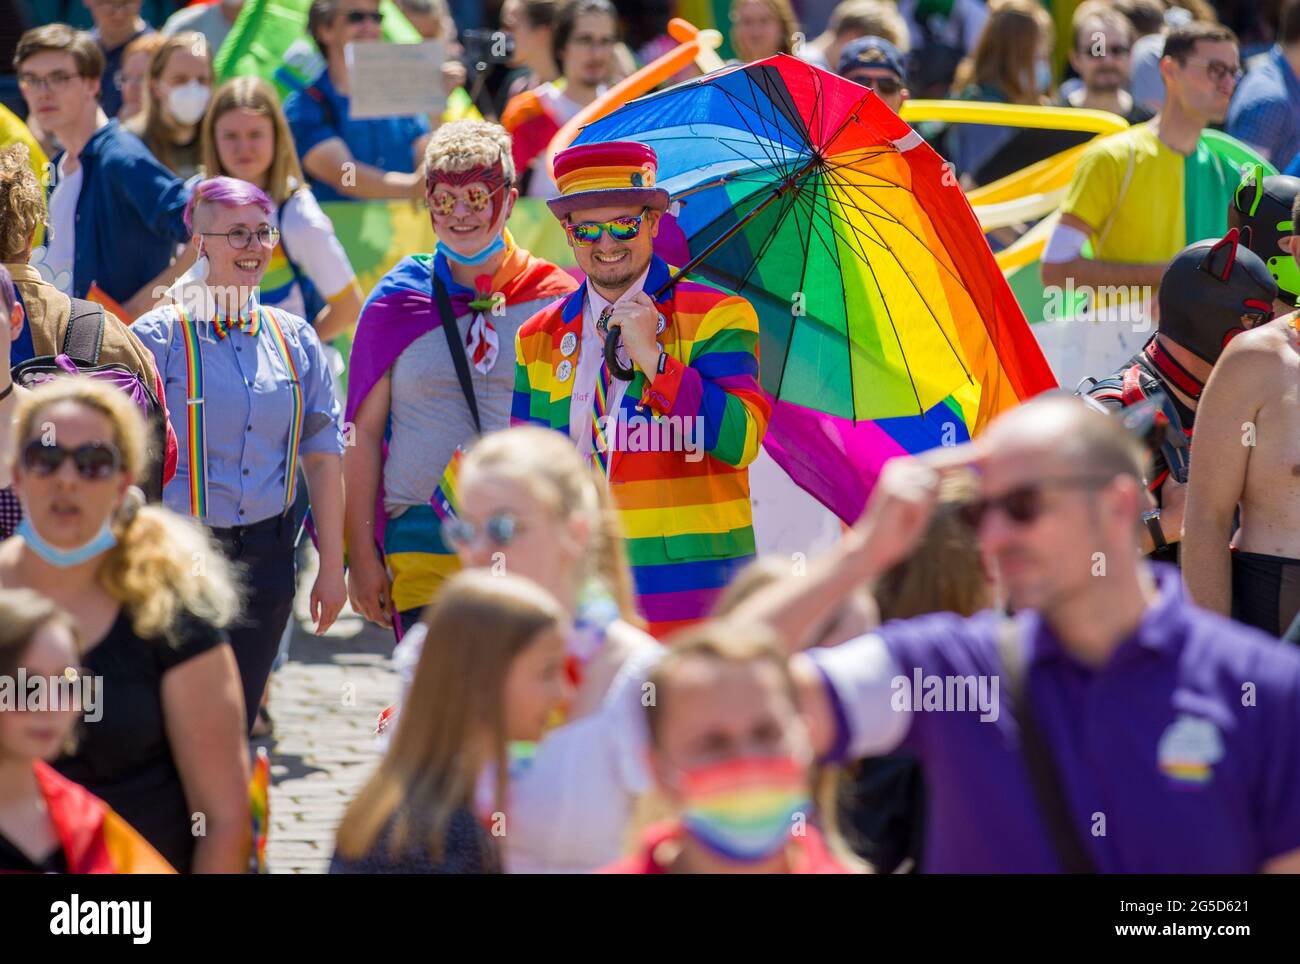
top-left (564, 209), bottom-right (649, 246)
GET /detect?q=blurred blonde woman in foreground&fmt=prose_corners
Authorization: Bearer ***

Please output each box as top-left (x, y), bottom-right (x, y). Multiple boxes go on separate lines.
top-left (332, 571), bottom-right (570, 873)
top-left (0, 378), bottom-right (248, 873)
top-left (390, 425), bottom-right (662, 872)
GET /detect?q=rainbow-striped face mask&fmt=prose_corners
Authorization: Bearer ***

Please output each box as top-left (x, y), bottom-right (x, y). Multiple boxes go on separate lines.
top-left (678, 755), bottom-right (812, 864)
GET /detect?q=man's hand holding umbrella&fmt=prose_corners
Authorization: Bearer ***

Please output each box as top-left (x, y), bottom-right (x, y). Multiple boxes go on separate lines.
top-left (605, 291), bottom-right (663, 377)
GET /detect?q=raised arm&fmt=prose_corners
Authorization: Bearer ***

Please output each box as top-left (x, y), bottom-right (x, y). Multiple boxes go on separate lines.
top-left (730, 453), bottom-right (959, 652)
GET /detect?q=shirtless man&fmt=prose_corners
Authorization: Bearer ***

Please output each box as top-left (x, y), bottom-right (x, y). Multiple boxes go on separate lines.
top-left (1183, 201), bottom-right (1300, 638)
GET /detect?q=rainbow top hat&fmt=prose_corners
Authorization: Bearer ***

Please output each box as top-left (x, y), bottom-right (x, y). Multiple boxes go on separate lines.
top-left (546, 141), bottom-right (671, 219)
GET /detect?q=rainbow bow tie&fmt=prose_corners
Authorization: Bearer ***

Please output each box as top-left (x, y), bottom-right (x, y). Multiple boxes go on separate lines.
top-left (212, 310), bottom-right (261, 340)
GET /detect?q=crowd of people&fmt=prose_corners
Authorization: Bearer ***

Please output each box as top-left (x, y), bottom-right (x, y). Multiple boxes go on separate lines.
top-left (0, 0), bottom-right (1298, 876)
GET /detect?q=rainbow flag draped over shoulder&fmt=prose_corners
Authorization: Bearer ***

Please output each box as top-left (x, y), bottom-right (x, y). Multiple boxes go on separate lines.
top-left (32, 761), bottom-right (174, 874)
top-left (346, 244), bottom-right (577, 617)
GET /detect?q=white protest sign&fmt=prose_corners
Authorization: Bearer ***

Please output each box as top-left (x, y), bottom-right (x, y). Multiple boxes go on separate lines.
top-left (346, 40), bottom-right (447, 119)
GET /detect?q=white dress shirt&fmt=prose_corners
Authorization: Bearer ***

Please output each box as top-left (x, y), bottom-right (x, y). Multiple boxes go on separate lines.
top-left (567, 266), bottom-right (650, 471)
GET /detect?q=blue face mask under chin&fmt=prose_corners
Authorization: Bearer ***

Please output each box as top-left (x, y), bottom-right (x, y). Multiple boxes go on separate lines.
top-left (16, 517), bottom-right (117, 568)
top-left (436, 232), bottom-right (506, 267)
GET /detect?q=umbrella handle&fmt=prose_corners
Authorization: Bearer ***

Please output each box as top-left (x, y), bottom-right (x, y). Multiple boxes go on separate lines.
top-left (605, 327), bottom-right (636, 381)
top-left (603, 272), bottom-right (685, 382)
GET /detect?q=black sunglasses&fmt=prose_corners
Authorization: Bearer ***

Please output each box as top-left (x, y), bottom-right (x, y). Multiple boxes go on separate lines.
top-left (958, 476), bottom-right (1117, 530)
top-left (345, 10), bottom-right (384, 23)
top-left (848, 73), bottom-right (902, 95)
top-left (22, 440), bottom-right (123, 481)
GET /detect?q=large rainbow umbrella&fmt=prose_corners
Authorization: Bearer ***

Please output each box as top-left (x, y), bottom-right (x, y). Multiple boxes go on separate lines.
top-left (574, 55), bottom-right (1058, 522)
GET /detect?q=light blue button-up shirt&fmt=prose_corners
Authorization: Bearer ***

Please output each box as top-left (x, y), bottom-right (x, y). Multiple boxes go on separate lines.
top-left (133, 303), bottom-right (343, 528)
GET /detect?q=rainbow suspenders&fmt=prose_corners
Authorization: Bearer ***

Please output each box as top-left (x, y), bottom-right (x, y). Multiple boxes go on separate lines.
top-left (174, 305), bottom-right (304, 520)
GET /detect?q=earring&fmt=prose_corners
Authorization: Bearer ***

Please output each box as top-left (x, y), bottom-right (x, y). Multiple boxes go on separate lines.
top-left (116, 485), bottom-right (145, 526)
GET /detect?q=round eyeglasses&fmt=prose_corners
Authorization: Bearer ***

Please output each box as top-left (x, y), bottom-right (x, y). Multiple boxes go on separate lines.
top-left (199, 226), bottom-right (281, 249)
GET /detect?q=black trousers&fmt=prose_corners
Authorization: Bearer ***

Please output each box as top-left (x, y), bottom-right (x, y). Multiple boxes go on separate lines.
top-left (1232, 550), bottom-right (1300, 640)
top-left (211, 512), bottom-right (298, 733)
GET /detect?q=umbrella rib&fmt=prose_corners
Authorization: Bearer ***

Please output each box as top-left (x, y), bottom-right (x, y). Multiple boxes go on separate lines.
top-left (820, 95), bottom-right (874, 154)
top-left (808, 172), bottom-right (975, 385)
top-left (817, 170), bottom-right (975, 304)
top-left (787, 176), bottom-right (923, 421)
top-left (745, 68), bottom-right (809, 176)
top-left (814, 167), bottom-right (974, 296)
top-left (673, 167), bottom-right (811, 254)
top-left (833, 188), bottom-right (926, 419)
top-left (657, 157), bottom-right (821, 298)
top-left (775, 163), bottom-right (833, 410)
top-left (725, 186), bottom-right (803, 294)
top-left (801, 193), bottom-right (966, 370)
top-left (713, 80), bottom-right (793, 174)
top-left (751, 176), bottom-right (818, 407)
top-left (797, 161), bottom-right (860, 417)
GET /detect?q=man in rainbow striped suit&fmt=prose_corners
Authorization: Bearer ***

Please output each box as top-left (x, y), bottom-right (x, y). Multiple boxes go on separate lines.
top-left (513, 141), bottom-right (771, 637)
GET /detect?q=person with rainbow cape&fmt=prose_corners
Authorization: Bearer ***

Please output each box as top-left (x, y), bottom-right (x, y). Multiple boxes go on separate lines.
top-left (344, 120), bottom-right (577, 638)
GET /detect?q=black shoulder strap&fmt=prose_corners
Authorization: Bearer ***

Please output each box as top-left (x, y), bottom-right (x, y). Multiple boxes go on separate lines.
top-left (433, 274), bottom-right (482, 436)
top-left (62, 298), bottom-right (105, 364)
top-left (306, 84), bottom-right (339, 135)
top-left (995, 619), bottom-right (1098, 874)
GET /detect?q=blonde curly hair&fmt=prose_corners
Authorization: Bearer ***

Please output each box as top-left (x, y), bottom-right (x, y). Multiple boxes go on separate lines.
top-left (422, 119), bottom-right (516, 186)
top-left (12, 378), bottom-right (242, 642)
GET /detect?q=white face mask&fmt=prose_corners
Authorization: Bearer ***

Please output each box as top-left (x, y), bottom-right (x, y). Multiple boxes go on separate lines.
top-left (166, 80), bottom-right (211, 126)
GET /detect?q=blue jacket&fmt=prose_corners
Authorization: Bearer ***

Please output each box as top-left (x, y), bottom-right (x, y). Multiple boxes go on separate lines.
top-left (50, 121), bottom-right (191, 303)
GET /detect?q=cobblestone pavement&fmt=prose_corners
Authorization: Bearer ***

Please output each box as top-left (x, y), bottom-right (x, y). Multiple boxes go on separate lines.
top-left (255, 550), bottom-right (399, 874)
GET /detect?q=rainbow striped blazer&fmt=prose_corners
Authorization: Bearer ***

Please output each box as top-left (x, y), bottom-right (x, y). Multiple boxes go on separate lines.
top-left (513, 256), bottom-right (771, 637)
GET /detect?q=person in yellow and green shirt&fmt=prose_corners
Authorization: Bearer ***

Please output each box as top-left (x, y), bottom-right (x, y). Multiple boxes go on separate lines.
top-left (1042, 21), bottom-right (1243, 298)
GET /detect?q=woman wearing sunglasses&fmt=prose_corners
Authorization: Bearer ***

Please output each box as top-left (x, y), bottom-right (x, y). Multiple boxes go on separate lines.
top-left (0, 378), bottom-right (249, 873)
top-left (130, 176), bottom-right (347, 734)
top-left (390, 425), bottom-right (663, 872)
top-left (344, 121), bottom-right (575, 638)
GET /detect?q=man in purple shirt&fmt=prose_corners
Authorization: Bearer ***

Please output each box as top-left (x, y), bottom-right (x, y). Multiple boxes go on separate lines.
top-left (736, 394), bottom-right (1300, 873)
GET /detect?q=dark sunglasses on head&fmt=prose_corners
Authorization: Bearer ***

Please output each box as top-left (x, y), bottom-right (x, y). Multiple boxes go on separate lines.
top-left (957, 476), bottom-right (1117, 530)
top-left (345, 9), bottom-right (384, 23)
top-left (442, 513), bottom-right (523, 550)
top-left (22, 440), bottom-right (123, 481)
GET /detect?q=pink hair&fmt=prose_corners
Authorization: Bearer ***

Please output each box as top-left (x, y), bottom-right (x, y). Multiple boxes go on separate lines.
top-left (183, 176), bottom-right (274, 233)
